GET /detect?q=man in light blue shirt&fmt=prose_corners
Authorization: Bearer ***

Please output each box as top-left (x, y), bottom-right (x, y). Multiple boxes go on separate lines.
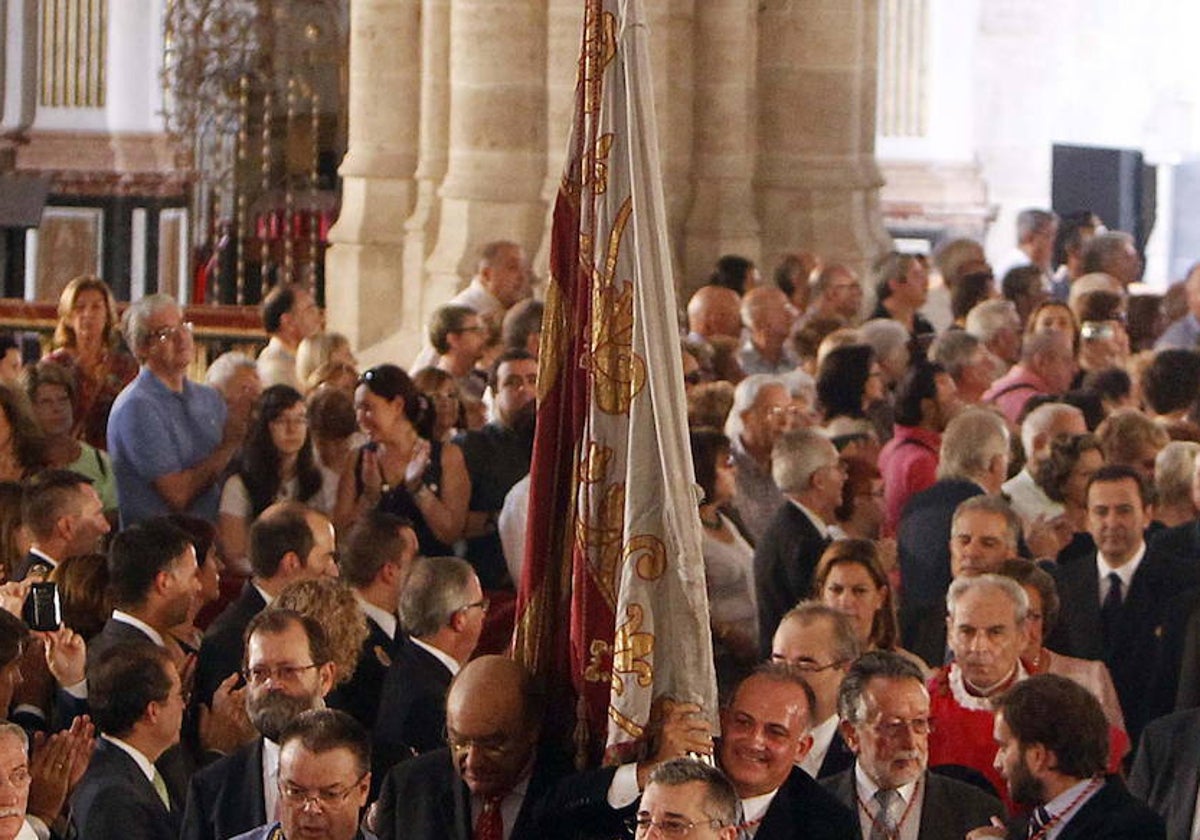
top-left (1155, 264), bottom-right (1200, 350)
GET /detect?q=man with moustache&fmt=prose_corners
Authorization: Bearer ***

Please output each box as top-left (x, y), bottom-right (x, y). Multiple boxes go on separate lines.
top-left (967, 675), bottom-right (1163, 840)
top-left (0, 723), bottom-right (39, 840)
top-left (822, 651), bottom-right (1002, 839)
top-left (182, 609), bottom-right (336, 840)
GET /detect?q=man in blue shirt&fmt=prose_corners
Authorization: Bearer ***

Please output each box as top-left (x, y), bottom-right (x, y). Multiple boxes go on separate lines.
top-left (1155, 263), bottom-right (1200, 351)
top-left (108, 294), bottom-right (251, 526)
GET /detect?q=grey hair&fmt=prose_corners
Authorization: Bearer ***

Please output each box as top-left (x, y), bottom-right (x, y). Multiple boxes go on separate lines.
top-left (836, 650), bottom-right (926, 725)
top-left (205, 351), bottom-right (258, 393)
top-left (122, 293), bottom-right (179, 355)
top-left (858, 319), bottom-right (909, 364)
top-left (965, 299), bottom-right (1020, 343)
top-left (1080, 231), bottom-right (1135, 276)
top-left (772, 428), bottom-right (836, 495)
top-left (399, 556), bottom-right (479, 638)
top-left (646, 758), bottom-right (741, 828)
top-left (777, 601), bottom-right (862, 666)
top-left (1020, 402), bottom-right (1084, 459)
top-left (951, 495), bottom-right (1022, 554)
top-left (946, 573), bottom-right (1029, 623)
top-left (937, 408), bottom-right (1009, 482)
top-left (1021, 329), bottom-right (1072, 365)
top-left (929, 330), bottom-right (982, 379)
top-left (1156, 441), bottom-right (1200, 510)
top-left (1016, 208), bottom-right (1058, 245)
top-left (724, 374), bottom-right (787, 441)
top-left (0, 721), bottom-right (28, 752)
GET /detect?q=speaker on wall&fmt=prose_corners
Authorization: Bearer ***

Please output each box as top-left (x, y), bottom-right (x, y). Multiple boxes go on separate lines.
top-left (1052, 144), bottom-right (1155, 253)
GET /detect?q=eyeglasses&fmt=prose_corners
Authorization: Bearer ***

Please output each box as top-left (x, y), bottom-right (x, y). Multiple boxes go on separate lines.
top-left (278, 774), bottom-right (366, 811)
top-left (241, 663), bottom-right (321, 685)
top-left (870, 717), bottom-right (934, 739)
top-left (625, 815), bottom-right (728, 837)
top-left (0, 766), bottom-right (31, 789)
top-left (150, 322), bottom-right (194, 343)
top-left (769, 654), bottom-right (847, 673)
top-left (457, 597), bottom-right (490, 615)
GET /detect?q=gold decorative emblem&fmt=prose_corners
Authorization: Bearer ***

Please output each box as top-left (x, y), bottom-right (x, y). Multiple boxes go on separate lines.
top-left (624, 533), bottom-right (667, 581)
top-left (608, 603), bottom-right (654, 696)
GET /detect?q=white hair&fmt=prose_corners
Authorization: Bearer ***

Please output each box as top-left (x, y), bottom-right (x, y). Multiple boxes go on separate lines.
top-left (1156, 441), bottom-right (1200, 509)
top-left (938, 408), bottom-right (1009, 482)
top-left (946, 573), bottom-right (1029, 623)
top-left (772, 428), bottom-right (837, 495)
top-left (1020, 402), bottom-right (1084, 459)
top-left (724, 374), bottom-right (787, 440)
top-left (965, 299), bottom-right (1020, 343)
top-left (858, 319), bottom-right (909, 363)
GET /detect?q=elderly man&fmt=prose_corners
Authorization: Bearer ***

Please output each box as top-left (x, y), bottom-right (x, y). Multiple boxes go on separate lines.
top-left (754, 429), bottom-right (846, 655)
top-left (822, 651), bottom-right (1002, 840)
top-left (1155, 262), bottom-right (1200, 350)
top-left (804, 264), bottom-right (863, 326)
top-left (929, 331), bottom-right (998, 407)
top-left (897, 408), bottom-right (1010, 633)
top-left (633, 759), bottom-right (740, 840)
top-left (981, 330), bottom-right (1077, 425)
top-left (183, 609), bottom-right (336, 840)
top-left (994, 208), bottom-right (1058, 280)
top-left (257, 283), bottom-right (323, 390)
top-left (232, 709), bottom-right (375, 840)
top-left (738, 287), bottom-right (799, 375)
top-left (965, 300), bottom-right (1023, 370)
top-left (375, 656), bottom-right (570, 840)
top-left (1001, 402), bottom-right (1087, 524)
top-left (0, 723), bottom-right (40, 840)
top-left (109, 294), bottom-right (251, 526)
top-left (969, 675), bottom-right (1163, 840)
top-left (726, 375), bottom-right (791, 543)
top-left (1080, 230), bottom-right (1142, 288)
top-left (770, 603), bottom-right (861, 778)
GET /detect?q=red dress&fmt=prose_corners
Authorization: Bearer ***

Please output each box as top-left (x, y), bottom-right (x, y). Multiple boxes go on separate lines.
top-left (45, 347), bottom-right (139, 450)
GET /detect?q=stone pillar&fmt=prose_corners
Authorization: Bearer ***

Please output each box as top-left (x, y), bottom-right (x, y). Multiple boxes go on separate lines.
top-left (755, 0), bottom-right (890, 272)
top-left (324, 0), bottom-right (422, 354)
top-left (681, 0), bottom-right (760, 290)
top-left (424, 0), bottom-right (548, 301)
top-left (657, 0), bottom-right (696, 286)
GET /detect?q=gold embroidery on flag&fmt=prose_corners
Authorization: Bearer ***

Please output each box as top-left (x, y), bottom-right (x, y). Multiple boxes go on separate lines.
top-left (609, 603), bottom-right (654, 695)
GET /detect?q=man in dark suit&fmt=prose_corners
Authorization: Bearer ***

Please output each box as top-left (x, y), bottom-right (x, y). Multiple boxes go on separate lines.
top-left (231, 709), bottom-right (374, 840)
top-left (194, 501), bottom-right (338, 706)
top-left (182, 609), bottom-right (337, 840)
top-left (821, 651), bottom-right (1002, 839)
top-left (1055, 465), bottom-right (1200, 741)
top-left (769, 603), bottom-right (860, 779)
top-left (329, 511), bottom-right (417, 729)
top-left (898, 408), bottom-right (1011, 651)
top-left (1128, 707), bottom-right (1200, 839)
top-left (753, 428), bottom-right (844, 656)
top-left (69, 643), bottom-right (186, 840)
top-left (13, 469), bottom-right (109, 581)
top-left (968, 674), bottom-right (1164, 839)
top-left (375, 655), bottom-right (578, 840)
top-left (373, 556), bottom-right (485, 777)
top-left (88, 517), bottom-right (202, 665)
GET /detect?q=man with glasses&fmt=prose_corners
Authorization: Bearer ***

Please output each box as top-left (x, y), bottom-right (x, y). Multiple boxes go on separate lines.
top-left (109, 293), bottom-right (252, 526)
top-left (373, 557), bottom-right (486, 775)
top-left (184, 609), bottom-right (336, 840)
top-left (821, 651), bottom-right (1001, 840)
top-left (0, 723), bottom-right (36, 840)
top-left (754, 429), bottom-right (846, 655)
top-left (232, 709), bottom-right (374, 840)
top-left (375, 655), bottom-right (575, 840)
top-left (430, 304), bottom-right (489, 413)
top-left (631, 759), bottom-right (739, 840)
top-left (770, 603), bottom-right (860, 779)
top-left (803, 264), bottom-right (864, 326)
top-left (70, 644), bottom-right (186, 840)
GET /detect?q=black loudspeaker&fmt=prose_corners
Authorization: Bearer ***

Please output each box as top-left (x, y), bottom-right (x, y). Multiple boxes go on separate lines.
top-left (1051, 144), bottom-right (1156, 253)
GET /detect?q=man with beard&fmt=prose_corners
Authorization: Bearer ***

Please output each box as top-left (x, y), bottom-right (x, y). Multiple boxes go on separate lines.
top-left (455, 351), bottom-right (538, 593)
top-left (231, 709), bottom-right (374, 840)
top-left (87, 516), bottom-right (202, 665)
top-left (182, 609), bottom-right (336, 840)
top-left (967, 675), bottom-right (1163, 840)
top-left (822, 651), bottom-right (1002, 839)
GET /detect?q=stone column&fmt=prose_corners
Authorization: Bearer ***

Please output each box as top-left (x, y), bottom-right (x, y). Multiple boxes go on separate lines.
top-left (657, 0), bottom-right (696, 285)
top-left (755, 0), bottom-right (890, 273)
top-left (324, 0), bottom-right (422, 354)
top-left (681, 0), bottom-right (760, 290)
top-left (424, 0), bottom-right (548, 301)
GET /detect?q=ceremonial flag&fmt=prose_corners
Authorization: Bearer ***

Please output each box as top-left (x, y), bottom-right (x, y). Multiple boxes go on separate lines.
top-left (514, 0), bottom-right (718, 767)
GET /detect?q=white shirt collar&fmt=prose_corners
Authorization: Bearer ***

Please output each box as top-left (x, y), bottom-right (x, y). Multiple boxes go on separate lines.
top-left (1041, 776), bottom-right (1104, 837)
top-left (798, 714), bottom-right (840, 778)
top-left (253, 582), bottom-right (275, 606)
top-left (110, 610), bottom-right (166, 647)
top-left (740, 788), bottom-right (779, 836)
top-left (27, 546), bottom-right (57, 565)
top-left (1096, 541), bottom-right (1145, 596)
top-left (261, 738), bottom-right (280, 821)
top-left (947, 660), bottom-right (1028, 711)
top-left (354, 592), bottom-right (397, 641)
top-left (408, 636), bottom-right (461, 676)
top-left (101, 734), bottom-right (157, 783)
top-left (788, 499), bottom-right (829, 538)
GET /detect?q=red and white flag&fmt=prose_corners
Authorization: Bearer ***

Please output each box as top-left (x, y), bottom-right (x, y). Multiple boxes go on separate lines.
top-left (514, 0), bottom-right (718, 767)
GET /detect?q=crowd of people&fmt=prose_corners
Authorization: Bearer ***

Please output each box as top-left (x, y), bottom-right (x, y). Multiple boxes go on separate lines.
top-left (0, 212), bottom-right (1196, 839)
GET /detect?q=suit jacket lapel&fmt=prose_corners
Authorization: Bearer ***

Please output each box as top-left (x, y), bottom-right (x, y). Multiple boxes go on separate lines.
top-left (247, 738), bottom-right (268, 826)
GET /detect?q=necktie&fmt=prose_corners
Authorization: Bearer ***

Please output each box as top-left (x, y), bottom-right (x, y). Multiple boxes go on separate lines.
top-left (473, 795), bottom-right (504, 840)
top-left (1101, 572), bottom-right (1123, 650)
top-left (869, 788), bottom-right (898, 840)
top-left (151, 769), bottom-right (171, 811)
top-left (1027, 805), bottom-right (1051, 839)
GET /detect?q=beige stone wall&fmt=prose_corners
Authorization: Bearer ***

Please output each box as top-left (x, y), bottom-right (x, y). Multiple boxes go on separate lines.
top-left (329, 0), bottom-right (890, 365)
